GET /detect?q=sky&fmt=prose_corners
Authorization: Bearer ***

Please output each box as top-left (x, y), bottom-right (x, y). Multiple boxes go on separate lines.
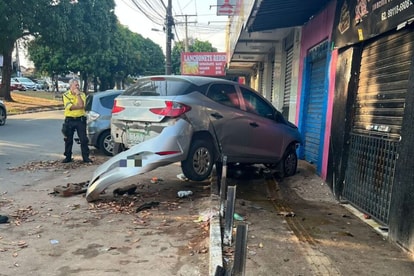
top-left (114, 0), bottom-right (228, 53)
top-left (18, 0), bottom-right (228, 68)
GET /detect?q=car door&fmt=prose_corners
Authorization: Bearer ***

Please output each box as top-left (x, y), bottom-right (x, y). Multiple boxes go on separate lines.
top-left (205, 83), bottom-right (253, 161)
top-left (237, 86), bottom-right (288, 163)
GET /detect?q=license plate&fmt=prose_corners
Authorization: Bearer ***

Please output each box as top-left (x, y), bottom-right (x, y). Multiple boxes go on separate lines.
top-left (126, 130), bottom-right (148, 145)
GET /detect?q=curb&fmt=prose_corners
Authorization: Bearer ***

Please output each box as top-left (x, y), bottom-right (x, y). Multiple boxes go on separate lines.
top-left (342, 203), bottom-right (389, 238)
top-left (209, 194), bottom-right (223, 276)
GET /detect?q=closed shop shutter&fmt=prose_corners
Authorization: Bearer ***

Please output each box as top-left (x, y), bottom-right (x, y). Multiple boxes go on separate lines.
top-left (343, 29), bottom-right (414, 224)
top-left (270, 58), bottom-right (275, 102)
top-left (282, 46), bottom-right (293, 118)
top-left (303, 41), bottom-right (328, 165)
top-left (259, 63), bottom-right (264, 95)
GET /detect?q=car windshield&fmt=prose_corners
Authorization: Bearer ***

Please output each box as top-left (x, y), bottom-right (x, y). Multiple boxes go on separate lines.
top-left (123, 77), bottom-right (194, 96)
top-left (17, 77), bottom-right (33, 83)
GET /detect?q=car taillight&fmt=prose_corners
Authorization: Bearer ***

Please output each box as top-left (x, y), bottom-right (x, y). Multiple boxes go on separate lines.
top-left (112, 100), bottom-right (125, 114)
top-left (150, 101), bottom-right (191, 118)
top-left (155, 151), bottom-right (181, 156)
top-left (87, 111), bottom-right (100, 121)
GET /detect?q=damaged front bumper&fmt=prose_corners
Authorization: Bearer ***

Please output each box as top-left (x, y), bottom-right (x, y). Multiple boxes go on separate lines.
top-left (86, 120), bottom-right (192, 202)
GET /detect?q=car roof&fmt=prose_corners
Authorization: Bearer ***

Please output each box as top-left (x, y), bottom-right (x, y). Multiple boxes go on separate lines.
top-left (138, 75), bottom-right (237, 86)
top-left (89, 89), bottom-right (124, 97)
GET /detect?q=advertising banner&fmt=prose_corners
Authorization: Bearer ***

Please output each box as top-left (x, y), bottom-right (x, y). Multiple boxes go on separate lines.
top-left (217, 0), bottom-right (237, 16)
top-left (181, 52), bottom-right (227, 76)
top-left (333, 0), bottom-right (414, 48)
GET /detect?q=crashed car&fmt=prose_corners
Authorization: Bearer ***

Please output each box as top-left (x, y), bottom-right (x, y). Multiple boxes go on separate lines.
top-left (86, 75), bottom-right (302, 201)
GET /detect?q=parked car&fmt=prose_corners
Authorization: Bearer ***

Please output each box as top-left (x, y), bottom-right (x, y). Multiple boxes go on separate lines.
top-left (35, 79), bottom-right (51, 91)
top-left (12, 77), bottom-right (37, 91)
top-left (85, 89), bottom-right (124, 156)
top-left (86, 75), bottom-right (302, 201)
top-left (0, 100), bottom-right (7, 126)
top-left (0, 80), bottom-right (23, 91)
top-left (58, 81), bottom-right (69, 91)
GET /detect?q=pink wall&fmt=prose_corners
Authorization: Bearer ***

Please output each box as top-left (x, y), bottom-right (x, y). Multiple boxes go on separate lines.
top-left (296, 0), bottom-right (337, 179)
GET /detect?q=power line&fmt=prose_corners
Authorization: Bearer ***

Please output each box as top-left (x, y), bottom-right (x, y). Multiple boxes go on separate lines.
top-left (128, 0), bottom-right (165, 26)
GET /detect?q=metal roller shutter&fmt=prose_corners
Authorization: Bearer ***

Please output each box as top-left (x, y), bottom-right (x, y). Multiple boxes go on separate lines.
top-left (282, 46), bottom-right (293, 118)
top-left (303, 41), bottom-right (328, 165)
top-left (343, 29), bottom-right (414, 224)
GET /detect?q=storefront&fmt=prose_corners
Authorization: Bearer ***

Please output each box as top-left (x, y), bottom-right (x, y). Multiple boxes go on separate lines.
top-left (331, 0), bottom-right (414, 252)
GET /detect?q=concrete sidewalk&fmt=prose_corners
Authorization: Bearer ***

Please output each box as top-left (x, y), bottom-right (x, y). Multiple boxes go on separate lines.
top-left (209, 161), bottom-right (414, 275)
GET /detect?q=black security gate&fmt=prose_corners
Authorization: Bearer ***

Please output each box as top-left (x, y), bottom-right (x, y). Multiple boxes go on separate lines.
top-left (343, 29), bottom-right (414, 224)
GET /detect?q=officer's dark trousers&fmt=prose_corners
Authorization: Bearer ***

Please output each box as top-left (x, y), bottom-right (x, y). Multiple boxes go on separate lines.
top-left (63, 117), bottom-right (89, 160)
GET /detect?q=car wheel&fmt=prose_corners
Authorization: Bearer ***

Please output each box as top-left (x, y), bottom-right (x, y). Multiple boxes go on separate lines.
top-left (98, 130), bottom-right (114, 156)
top-left (113, 142), bottom-right (126, 156)
top-left (181, 139), bottom-right (214, 181)
top-left (282, 145), bottom-right (298, 177)
top-left (0, 108), bottom-right (6, 126)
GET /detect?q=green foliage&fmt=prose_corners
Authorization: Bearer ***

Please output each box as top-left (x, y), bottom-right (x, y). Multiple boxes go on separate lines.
top-left (26, 1), bottom-right (165, 91)
top-left (0, 0), bottom-right (51, 99)
top-left (0, 0), bottom-right (165, 97)
top-left (171, 39), bottom-right (218, 75)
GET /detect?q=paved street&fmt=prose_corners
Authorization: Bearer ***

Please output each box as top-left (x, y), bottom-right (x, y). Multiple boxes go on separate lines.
top-left (0, 112), bottom-right (413, 275)
top-left (0, 110), bottom-right (70, 194)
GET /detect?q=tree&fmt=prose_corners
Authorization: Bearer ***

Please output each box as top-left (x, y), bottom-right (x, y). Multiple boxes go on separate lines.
top-left (29, 16), bottom-right (164, 92)
top-left (171, 39), bottom-right (217, 75)
top-left (0, 0), bottom-right (51, 101)
top-left (31, 0), bottom-right (118, 92)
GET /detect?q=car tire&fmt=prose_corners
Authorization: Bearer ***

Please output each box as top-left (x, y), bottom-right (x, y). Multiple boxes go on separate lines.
top-left (113, 142), bottom-right (126, 156)
top-left (181, 139), bottom-right (214, 181)
top-left (98, 130), bottom-right (113, 156)
top-left (0, 108), bottom-right (6, 126)
top-left (282, 145), bottom-right (298, 177)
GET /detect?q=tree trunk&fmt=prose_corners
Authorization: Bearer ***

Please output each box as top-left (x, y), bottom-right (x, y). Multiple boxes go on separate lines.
top-left (0, 45), bottom-right (15, 101)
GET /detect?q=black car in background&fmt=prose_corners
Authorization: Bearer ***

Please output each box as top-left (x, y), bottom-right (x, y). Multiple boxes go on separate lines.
top-left (0, 100), bottom-right (7, 126)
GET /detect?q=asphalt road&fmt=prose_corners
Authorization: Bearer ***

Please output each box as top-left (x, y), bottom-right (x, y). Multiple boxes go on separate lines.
top-left (0, 110), bottom-right (78, 194)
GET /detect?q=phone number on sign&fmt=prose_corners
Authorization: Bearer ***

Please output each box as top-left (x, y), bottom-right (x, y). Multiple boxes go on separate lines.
top-left (382, 0), bottom-right (413, 20)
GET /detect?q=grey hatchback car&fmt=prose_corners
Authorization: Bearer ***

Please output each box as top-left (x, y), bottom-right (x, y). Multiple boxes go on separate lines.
top-left (85, 89), bottom-right (123, 155)
top-left (87, 75), bottom-right (302, 201)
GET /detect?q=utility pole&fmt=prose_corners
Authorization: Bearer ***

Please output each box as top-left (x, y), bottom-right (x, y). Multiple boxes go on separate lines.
top-left (15, 41), bottom-right (21, 77)
top-left (165, 0), bottom-right (173, 75)
top-left (175, 15), bottom-right (197, 52)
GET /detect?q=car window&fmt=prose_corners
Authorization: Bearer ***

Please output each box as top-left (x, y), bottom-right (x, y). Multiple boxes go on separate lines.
top-left (239, 87), bottom-right (274, 118)
top-left (123, 77), bottom-right (194, 96)
top-left (100, 94), bottom-right (120, 109)
top-left (16, 77), bottom-right (33, 83)
top-left (206, 84), bottom-right (240, 109)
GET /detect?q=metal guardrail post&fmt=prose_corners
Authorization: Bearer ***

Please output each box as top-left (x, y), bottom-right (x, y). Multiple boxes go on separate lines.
top-left (219, 156), bottom-right (228, 218)
top-left (223, 185), bottom-right (236, 246)
top-left (232, 224), bottom-right (248, 276)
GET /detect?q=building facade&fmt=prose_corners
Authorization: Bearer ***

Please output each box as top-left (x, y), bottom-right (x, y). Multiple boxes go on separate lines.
top-left (227, 0), bottom-right (414, 253)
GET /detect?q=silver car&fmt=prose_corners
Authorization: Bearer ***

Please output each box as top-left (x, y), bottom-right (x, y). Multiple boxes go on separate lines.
top-left (86, 75), bottom-right (302, 201)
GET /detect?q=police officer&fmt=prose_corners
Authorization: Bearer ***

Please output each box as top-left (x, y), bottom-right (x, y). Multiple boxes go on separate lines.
top-left (62, 79), bottom-right (92, 163)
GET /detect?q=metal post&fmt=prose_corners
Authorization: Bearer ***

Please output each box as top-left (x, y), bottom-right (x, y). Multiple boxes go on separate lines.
top-left (233, 224), bottom-right (248, 276)
top-left (223, 185), bottom-right (236, 246)
top-left (219, 155), bottom-right (228, 217)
